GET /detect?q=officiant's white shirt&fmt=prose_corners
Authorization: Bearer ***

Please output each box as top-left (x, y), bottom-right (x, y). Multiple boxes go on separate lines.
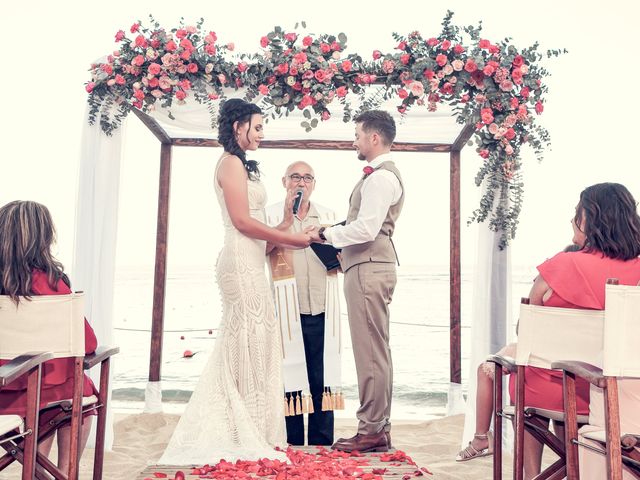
top-left (324, 153), bottom-right (402, 248)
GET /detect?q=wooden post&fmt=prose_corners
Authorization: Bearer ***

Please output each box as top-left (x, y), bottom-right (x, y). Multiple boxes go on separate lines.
top-left (149, 143), bottom-right (172, 382)
top-left (449, 149), bottom-right (461, 384)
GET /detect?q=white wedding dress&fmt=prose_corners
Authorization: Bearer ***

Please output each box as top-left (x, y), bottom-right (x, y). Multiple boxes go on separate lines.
top-left (159, 159), bottom-right (287, 464)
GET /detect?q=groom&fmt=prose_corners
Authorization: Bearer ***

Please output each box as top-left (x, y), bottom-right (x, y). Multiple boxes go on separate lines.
top-left (309, 110), bottom-right (404, 453)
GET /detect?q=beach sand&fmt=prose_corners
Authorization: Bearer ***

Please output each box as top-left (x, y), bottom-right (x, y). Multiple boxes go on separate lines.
top-left (0, 413), bottom-right (510, 479)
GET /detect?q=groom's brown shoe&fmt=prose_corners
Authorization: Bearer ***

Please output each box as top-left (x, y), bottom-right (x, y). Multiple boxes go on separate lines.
top-left (331, 431), bottom-right (389, 453)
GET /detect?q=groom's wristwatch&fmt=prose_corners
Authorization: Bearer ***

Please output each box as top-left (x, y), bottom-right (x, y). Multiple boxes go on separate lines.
top-left (318, 227), bottom-right (327, 241)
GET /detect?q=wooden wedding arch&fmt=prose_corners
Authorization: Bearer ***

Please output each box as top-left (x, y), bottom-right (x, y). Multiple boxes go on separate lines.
top-left (131, 104), bottom-right (474, 392)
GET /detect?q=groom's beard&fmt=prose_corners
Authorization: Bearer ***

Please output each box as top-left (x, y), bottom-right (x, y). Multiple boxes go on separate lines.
top-left (357, 152), bottom-right (366, 161)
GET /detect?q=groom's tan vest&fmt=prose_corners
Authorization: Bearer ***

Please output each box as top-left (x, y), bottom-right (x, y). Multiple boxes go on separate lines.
top-left (340, 161), bottom-right (404, 272)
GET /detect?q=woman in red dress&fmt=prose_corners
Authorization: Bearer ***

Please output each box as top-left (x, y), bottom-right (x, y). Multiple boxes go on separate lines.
top-left (512, 183), bottom-right (640, 479)
top-left (0, 200), bottom-right (98, 475)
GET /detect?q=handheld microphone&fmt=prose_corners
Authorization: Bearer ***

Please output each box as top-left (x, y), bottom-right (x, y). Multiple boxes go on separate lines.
top-left (292, 189), bottom-right (304, 215)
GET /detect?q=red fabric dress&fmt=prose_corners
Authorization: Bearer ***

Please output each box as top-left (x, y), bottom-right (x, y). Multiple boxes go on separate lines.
top-left (508, 250), bottom-right (640, 414)
top-left (0, 270), bottom-right (98, 416)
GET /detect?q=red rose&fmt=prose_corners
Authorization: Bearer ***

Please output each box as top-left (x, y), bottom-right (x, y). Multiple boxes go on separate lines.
top-left (441, 39), bottom-right (451, 51)
top-left (130, 23), bottom-right (140, 33)
top-left (276, 63), bottom-right (289, 75)
top-left (461, 94), bottom-right (470, 103)
top-left (175, 90), bottom-right (187, 100)
top-left (426, 37), bottom-right (439, 47)
top-left (237, 62), bottom-right (248, 73)
top-left (471, 70), bottom-right (485, 84)
top-left (134, 89), bottom-right (144, 101)
top-left (148, 77), bottom-right (159, 88)
top-left (400, 53), bottom-right (410, 65)
top-left (504, 128), bottom-right (516, 140)
top-left (478, 39), bottom-right (491, 49)
top-left (336, 86), bottom-right (348, 98)
top-left (396, 41), bottom-right (407, 51)
top-left (423, 69), bottom-right (435, 79)
top-left (175, 29), bottom-right (188, 39)
top-left (148, 63), bottom-right (162, 75)
top-left (330, 41), bottom-right (341, 51)
top-left (85, 82), bottom-right (96, 93)
top-left (151, 39), bottom-right (161, 49)
top-left (398, 88), bottom-right (408, 99)
top-left (134, 35), bottom-right (147, 49)
top-left (489, 45), bottom-right (500, 54)
top-left (115, 30), bottom-right (125, 42)
top-left (535, 101), bottom-right (544, 114)
top-left (289, 66), bottom-right (298, 76)
top-left (512, 55), bottom-right (524, 67)
top-left (464, 59), bottom-right (477, 73)
top-left (321, 111), bottom-right (331, 121)
top-left (481, 107), bottom-right (494, 124)
top-left (510, 97), bottom-right (519, 109)
top-left (453, 44), bottom-right (465, 54)
top-left (302, 36), bottom-right (313, 47)
top-left (258, 84), bottom-right (269, 95)
top-left (520, 86), bottom-right (530, 99)
top-left (293, 52), bottom-right (307, 64)
top-left (284, 32), bottom-right (298, 43)
top-left (180, 38), bottom-right (194, 51)
top-left (178, 79), bottom-right (191, 90)
top-left (479, 149), bottom-right (490, 159)
top-left (341, 60), bottom-right (352, 72)
top-left (260, 36), bottom-right (269, 48)
top-left (205, 44), bottom-right (216, 55)
top-left (165, 40), bottom-right (177, 52)
top-left (101, 63), bottom-right (113, 75)
top-left (372, 49), bottom-right (382, 60)
top-left (187, 63), bottom-right (197, 73)
top-left (314, 69), bottom-right (327, 82)
top-left (435, 54), bottom-right (447, 67)
top-left (320, 43), bottom-right (331, 54)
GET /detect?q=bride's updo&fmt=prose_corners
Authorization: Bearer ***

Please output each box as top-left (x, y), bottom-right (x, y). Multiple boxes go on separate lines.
top-left (218, 98), bottom-right (262, 178)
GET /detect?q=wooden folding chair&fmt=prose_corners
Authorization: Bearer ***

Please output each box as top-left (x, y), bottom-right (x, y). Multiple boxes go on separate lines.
top-left (488, 300), bottom-right (604, 480)
top-left (0, 351), bottom-right (53, 480)
top-left (0, 293), bottom-right (118, 480)
top-left (554, 280), bottom-right (640, 480)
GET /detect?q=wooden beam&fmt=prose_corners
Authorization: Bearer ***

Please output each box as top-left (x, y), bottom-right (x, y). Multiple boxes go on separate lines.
top-left (449, 149), bottom-right (461, 385)
top-left (132, 108), bottom-right (172, 145)
top-left (172, 138), bottom-right (453, 152)
top-left (451, 123), bottom-right (475, 152)
top-left (149, 144), bottom-right (172, 383)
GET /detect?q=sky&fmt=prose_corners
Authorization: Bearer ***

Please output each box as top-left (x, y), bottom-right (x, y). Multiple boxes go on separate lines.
top-left (3, 0), bottom-right (640, 273)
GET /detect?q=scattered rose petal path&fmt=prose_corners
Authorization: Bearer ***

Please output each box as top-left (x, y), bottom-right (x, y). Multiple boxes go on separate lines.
top-left (139, 446), bottom-right (432, 479)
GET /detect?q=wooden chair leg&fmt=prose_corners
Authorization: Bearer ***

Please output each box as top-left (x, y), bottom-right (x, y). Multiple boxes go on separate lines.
top-left (563, 371), bottom-right (580, 480)
top-left (21, 365), bottom-right (42, 480)
top-left (93, 359), bottom-right (111, 480)
top-left (514, 366), bottom-right (525, 480)
top-left (494, 363), bottom-right (503, 480)
top-left (68, 358), bottom-right (84, 480)
top-left (604, 378), bottom-right (623, 480)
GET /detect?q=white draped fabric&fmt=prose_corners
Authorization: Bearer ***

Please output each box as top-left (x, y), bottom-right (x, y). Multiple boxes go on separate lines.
top-left (72, 107), bottom-right (125, 449)
top-left (460, 220), bottom-right (513, 449)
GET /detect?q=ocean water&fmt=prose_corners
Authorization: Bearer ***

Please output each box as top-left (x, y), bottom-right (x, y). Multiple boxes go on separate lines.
top-left (111, 264), bottom-right (535, 418)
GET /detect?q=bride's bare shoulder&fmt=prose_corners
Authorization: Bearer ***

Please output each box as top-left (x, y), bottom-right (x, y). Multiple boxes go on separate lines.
top-left (216, 154), bottom-right (247, 186)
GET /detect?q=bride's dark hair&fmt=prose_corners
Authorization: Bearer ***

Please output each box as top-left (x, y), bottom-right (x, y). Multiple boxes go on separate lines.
top-left (217, 98), bottom-right (263, 178)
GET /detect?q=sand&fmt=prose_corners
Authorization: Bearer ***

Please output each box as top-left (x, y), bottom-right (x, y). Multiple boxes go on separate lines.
top-left (0, 413), bottom-right (510, 479)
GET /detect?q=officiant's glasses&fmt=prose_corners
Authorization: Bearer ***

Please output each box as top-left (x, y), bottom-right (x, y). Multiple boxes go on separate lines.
top-left (288, 173), bottom-right (315, 183)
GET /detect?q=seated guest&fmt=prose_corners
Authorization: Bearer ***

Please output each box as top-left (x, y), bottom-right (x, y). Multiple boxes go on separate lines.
top-left (512, 183), bottom-right (640, 479)
top-left (457, 243), bottom-right (581, 462)
top-left (0, 200), bottom-right (98, 475)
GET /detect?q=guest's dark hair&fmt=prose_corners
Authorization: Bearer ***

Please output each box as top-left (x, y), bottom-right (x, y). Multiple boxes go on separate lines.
top-left (0, 200), bottom-right (69, 303)
top-left (574, 183), bottom-right (640, 260)
top-left (217, 98), bottom-right (263, 178)
top-left (353, 110), bottom-right (396, 146)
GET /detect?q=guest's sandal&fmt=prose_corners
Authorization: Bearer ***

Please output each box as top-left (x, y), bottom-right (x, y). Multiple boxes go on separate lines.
top-left (455, 431), bottom-right (493, 462)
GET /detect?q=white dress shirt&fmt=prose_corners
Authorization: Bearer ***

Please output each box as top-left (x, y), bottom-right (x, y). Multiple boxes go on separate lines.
top-left (324, 153), bottom-right (402, 248)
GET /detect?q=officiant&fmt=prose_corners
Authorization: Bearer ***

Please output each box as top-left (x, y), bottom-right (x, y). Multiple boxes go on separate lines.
top-left (266, 161), bottom-right (343, 446)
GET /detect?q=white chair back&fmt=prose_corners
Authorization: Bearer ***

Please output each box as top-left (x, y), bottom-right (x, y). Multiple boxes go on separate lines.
top-left (603, 284), bottom-right (640, 378)
top-left (0, 293), bottom-right (85, 360)
top-left (516, 303), bottom-right (604, 369)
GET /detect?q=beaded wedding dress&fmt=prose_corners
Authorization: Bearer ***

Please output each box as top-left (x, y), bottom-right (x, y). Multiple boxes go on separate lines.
top-left (159, 159), bottom-right (286, 464)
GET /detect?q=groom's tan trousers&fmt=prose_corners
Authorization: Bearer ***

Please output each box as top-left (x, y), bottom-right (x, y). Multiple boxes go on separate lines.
top-left (343, 261), bottom-right (397, 435)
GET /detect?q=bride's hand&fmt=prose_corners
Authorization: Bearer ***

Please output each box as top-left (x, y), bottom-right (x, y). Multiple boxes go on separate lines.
top-left (288, 231), bottom-right (313, 249)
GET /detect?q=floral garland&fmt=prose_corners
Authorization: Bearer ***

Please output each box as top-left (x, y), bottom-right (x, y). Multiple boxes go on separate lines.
top-left (85, 13), bottom-right (564, 248)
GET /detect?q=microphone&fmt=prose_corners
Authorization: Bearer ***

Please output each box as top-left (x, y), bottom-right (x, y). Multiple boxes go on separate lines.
top-left (292, 189), bottom-right (304, 215)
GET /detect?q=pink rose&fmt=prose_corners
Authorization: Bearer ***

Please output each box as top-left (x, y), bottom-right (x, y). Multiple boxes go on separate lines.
top-left (226, 42), bottom-right (235, 51)
top-left (452, 59), bottom-right (464, 71)
top-left (479, 149), bottom-right (490, 159)
top-left (505, 145), bottom-right (514, 156)
top-left (284, 32), bottom-right (298, 43)
top-left (440, 82), bottom-right (453, 95)
top-left (151, 89), bottom-right (163, 98)
top-left (488, 123), bottom-right (499, 135)
top-left (330, 41), bottom-right (341, 51)
top-left (165, 40), bottom-right (177, 52)
top-left (134, 89), bottom-right (145, 101)
top-left (499, 80), bottom-right (514, 91)
top-left (517, 105), bottom-right (529, 120)
top-left (398, 88), bottom-right (409, 99)
top-left (435, 54), bottom-right (447, 67)
top-left (481, 108), bottom-right (494, 124)
top-left (100, 63), bottom-right (113, 75)
top-left (218, 74), bottom-right (227, 84)
top-left (276, 63), bottom-right (289, 75)
top-left (148, 63), bottom-right (162, 75)
top-left (85, 82), bottom-right (96, 93)
top-left (441, 39), bottom-right (451, 51)
top-left (208, 31), bottom-right (218, 42)
top-left (314, 69), bottom-right (327, 82)
top-left (178, 79), bottom-right (191, 90)
top-left (175, 29), bottom-right (188, 39)
top-left (260, 36), bottom-right (269, 48)
top-left (130, 23), bottom-right (140, 33)
top-left (298, 94), bottom-right (314, 109)
top-left (382, 59), bottom-right (396, 74)
top-left (132, 100), bottom-right (143, 109)
top-left (186, 26), bottom-right (197, 34)
top-left (293, 52), bottom-right (307, 64)
top-left (159, 76), bottom-right (172, 90)
top-left (289, 66), bottom-right (298, 76)
top-left (504, 128), bottom-right (516, 140)
top-left (372, 50), bottom-right (382, 60)
top-left (443, 64), bottom-right (453, 75)
top-left (208, 93), bottom-right (219, 100)
top-left (115, 30), bottom-right (125, 42)
top-left (320, 43), bottom-right (331, 54)
top-left (475, 94), bottom-right (486, 103)
top-left (396, 41), bottom-right (407, 51)
top-left (512, 55), bottom-right (524, 67)
top-left (511, 68), bottom-right (523, 84)
top-left (409, 81), bottom-right (425, 97)
top-left (341, 60), bottom-right (352, 72)
top-left (336, 86), bottom-right (348, 97)
top-left (180, 38), bottom-right (194, 51)
top-left (464, 59), bottom-right (477, 73)
top-left (510, 97), bottom-right (519, 110)
top-left (258, 84), bottom-right (269, 95)
top-left (115, 74), bottom-right (126, 85)
top-left (180, 50), bottom-right (191, 61)
top-left (426, 37), bottom-right (439, 47)
top-left (489, 45), bottom-right (500, 54)
top-left (188, 63), bottom-right (198, 73)
top-left (453, 44), bottom-right (465, 54)
top-left (483, 64), bottom-right (496, 76)
top-left (321, 111), bottom-right (331, 121)
top-left (148, 77), bottom-right (159, 88)
top-left (400, 53), bottom-right (410, 65)
top-left (205, 44), bottom-right (216, 56)
top-left (205, 34), bottom-right (217, 44)
top-left (535, 101), bottom-right (544, 114)
top-left (478, 39), bottom-right (491, 49)
top-left (175, 90), bottom-right (187, 100)
top-left (134, 35), bottom-right (148, 49)
top-left (237, 62), bottom-right (248, 73)
top-left (423, 69), bottom-right (435, 79)
top-left (302, 36), bottom-right (313, 47)
top-left (461, 94), bottom-right (470, 103)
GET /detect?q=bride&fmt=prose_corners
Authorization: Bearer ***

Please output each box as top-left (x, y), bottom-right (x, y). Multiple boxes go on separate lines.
top-left (159, 99), bottom-right (312, 464)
